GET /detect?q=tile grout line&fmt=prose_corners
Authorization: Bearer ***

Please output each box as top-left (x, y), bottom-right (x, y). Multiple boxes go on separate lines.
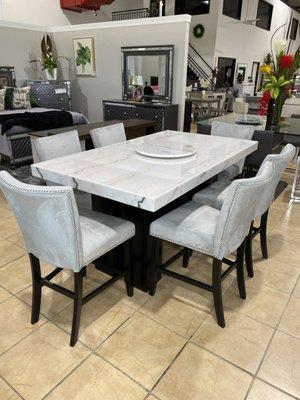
top-left (0, 372), bottom-right (26, 400)
top-left (243, 272), bottom-right (300, 400)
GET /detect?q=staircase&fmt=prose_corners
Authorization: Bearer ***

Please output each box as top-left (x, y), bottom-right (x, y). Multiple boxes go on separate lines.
top-left (187, 44), bottom-right (215, 88)
top-left (112, 8), bottom-right (153, 20)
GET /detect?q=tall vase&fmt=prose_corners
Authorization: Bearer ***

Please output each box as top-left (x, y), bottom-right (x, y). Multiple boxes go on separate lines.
top-left (265, 92), bottom-right (285, 132)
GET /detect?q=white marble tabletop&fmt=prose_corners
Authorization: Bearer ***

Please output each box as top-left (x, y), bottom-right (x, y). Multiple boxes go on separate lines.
top-left (31, 131), bottom-right (258, 212)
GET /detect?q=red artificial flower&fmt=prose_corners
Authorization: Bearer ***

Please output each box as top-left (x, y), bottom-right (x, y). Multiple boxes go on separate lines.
top-left (279, 54), bottom-right (294, 70)
top-left (259, 90), bottom-right (271, 116)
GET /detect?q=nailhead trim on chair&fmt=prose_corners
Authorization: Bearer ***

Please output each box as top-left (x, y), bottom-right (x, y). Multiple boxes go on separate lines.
top-left (0, 173), bottom-right (83, 271)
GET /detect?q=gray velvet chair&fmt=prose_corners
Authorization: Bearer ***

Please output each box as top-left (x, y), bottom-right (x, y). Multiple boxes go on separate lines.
top-left (32, 130), bottom-right (92, 210)
top-left (149, 161), bottom-right (275, 327)
top-left (0, 172), bottom-right (135, 346)
top-left (211, 121), bottom-right (255, 179)
top-left (90, 123), bottom-right (126, 148)
top-left (192, 144), bottom-right (296, 276)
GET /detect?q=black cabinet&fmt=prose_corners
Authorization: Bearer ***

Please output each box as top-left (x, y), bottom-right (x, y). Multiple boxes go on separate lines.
top-left (103, 100), bottom-right (178, 132)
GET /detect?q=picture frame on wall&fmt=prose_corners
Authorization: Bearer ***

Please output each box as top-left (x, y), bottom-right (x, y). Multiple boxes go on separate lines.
top-left (73, 37), bottom-right (96, 76)
top-left (236, 63), bottom-right (247, 83)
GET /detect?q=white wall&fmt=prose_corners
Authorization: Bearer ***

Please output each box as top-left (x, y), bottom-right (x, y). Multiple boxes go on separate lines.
top-left (0, 24), bottom-right (43, 85)
top-left (166, 0), bottom-right (300, 77)
top-left (0, 0), bottom-right (147, 26)
top-left (215, 0), bottom-right (300, 82)
top-left (51, 15), bottom-right (190, 128)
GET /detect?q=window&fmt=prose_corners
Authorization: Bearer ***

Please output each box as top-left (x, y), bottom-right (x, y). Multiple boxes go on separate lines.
top-left (290, 18), bottom-right (299, 40)
top-left (175, 0), bottom-right (210, 15)
top-left (256, 0), bottom-right (273, 31)
top-left (223, 0), bottom-right (243, 20)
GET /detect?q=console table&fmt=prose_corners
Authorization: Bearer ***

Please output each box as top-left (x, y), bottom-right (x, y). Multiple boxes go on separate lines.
top-left (103, 100), bottom-right (179, 132)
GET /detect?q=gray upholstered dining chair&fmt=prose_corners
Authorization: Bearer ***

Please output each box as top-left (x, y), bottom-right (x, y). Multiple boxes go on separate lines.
top-left (0, 172), bottom-right (135, 346)
top-left (149, 161), bottom-right (275, 328)
top-left (32, 130), bottom-right (92, 210)
top-left (211, 121), bottom-right (255, 179)
top-left (90, 123), bottom-right (126, 148)
top-left (192, 144), bottom-right (296, 277)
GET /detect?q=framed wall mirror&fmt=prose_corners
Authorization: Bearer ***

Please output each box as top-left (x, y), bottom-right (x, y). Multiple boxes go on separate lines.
top-left (122, 45), bottom-right (174, 103)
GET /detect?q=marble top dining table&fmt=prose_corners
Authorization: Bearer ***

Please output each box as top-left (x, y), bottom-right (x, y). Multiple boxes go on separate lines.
top-left (31, 130), bottom-right (257, 213)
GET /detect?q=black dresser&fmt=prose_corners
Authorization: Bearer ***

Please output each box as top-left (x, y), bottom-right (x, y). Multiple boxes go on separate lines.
top-left (103, 100), bottom-right (178, 132)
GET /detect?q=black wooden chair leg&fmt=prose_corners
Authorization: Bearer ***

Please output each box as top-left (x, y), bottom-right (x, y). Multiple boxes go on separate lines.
top-left (82, 266), bottom-right (87, 277)
top-left (212, 258), bottom-right (225, 328)
top-left (29, 253), bottom-right (42, 324)
top-left (260, 209), bottom-right (269, 259)
top-left (245, 222), bottom-right (254, 278)
top-left (124, 241), bottom-right (134, 297)
top-left (70, 270), bottom-right (83, 347)
top-left (182, 247), bottom-right (192, 268)
top-left (237, 241), bottom-right (246, 300)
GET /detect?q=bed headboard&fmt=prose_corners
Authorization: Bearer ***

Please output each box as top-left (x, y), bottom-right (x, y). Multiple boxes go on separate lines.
top-left (0, 67), bottom-right (16, 88)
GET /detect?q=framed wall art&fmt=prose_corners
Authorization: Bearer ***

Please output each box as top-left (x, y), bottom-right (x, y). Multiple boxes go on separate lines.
top-left (73, 37), bottom-right (96, 76)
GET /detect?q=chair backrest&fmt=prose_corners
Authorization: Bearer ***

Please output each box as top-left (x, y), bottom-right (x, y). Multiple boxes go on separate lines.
top-left (90, 123), bottom-right (126, 148)
top-left (255, 143), bottom-right (296, 216)
top-left (211, 121), bottom-right (255, 140)
top-left (245, 130), bottom-right (275, 169)
top-left (0, 171), bottom-right (83, 272)
top-left (211, 121), bottom-right (255, 176)
top-left (214, 161), bottom-right (275, 259)
top-left (233, 101), bottom-right (249, 114)
top-left (32, 130), bottom-right (81, 162)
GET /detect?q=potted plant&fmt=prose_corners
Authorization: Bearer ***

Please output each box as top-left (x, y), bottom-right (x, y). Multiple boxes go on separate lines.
top-left (30, 34), bottom-right (68, 80)
top-left (259, 40), bottom-right (300, 131)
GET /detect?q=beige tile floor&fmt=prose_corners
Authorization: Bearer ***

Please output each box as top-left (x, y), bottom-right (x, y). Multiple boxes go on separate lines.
top-left (0, 170), bottom-right (299, 400)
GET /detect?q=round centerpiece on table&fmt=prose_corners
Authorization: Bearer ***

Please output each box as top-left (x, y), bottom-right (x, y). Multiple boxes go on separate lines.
top-left (135, 143), bottom-right (197, 159)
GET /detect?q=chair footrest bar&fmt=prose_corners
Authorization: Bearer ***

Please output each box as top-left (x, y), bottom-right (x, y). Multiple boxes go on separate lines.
top-left (82, 272), bottom-right (124, 305)
top-left (42, 279), bottom-right (74, 299)
top-left (222, 258), bottom-right (236, 268)
top-left (221, 264), bottom-right (236, 280)
top-left (252, 226), bottom-right (260, 238)
top-left (161, 248), bottom-right (186, 270)
top-left (156, 266), bottom-right (213, 292)
top-left (43, 267), bottom-right (63, 282)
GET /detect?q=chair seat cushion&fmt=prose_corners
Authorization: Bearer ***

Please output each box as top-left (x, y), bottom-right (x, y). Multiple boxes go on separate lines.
top-left (192, 179), bottom-right (230, 209)
top-left (150, 202), bottom-right (220, 256)
top-left (79, 209), bottom-right (135, 265)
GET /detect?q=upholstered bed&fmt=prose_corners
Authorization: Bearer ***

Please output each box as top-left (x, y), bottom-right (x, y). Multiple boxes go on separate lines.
top-left (0, 108), bottom-right (88, 165)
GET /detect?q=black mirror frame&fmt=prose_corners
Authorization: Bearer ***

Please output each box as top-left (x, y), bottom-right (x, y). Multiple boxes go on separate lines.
top-left (121, 45), bottom-right (174, 104)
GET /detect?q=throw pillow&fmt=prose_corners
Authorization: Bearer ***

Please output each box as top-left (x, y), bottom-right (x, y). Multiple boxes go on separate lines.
top-left (13, 86), bottom-right (31, 109)
top-left (29, 91), bottom-right (40, 108)
top-left (4, 87), bottom-right (14, 109)
top-left (0, 88), bottom-right (6, 112)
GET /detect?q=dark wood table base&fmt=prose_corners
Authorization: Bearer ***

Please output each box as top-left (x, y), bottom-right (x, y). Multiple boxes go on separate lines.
top-left (92, 182), bottom-right (207, 292)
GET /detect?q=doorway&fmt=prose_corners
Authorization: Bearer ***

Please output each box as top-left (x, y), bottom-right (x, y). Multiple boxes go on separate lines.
top-left (251, 61), bottom-right (260, 95)
top-left (216, 57), bottom-right (236, 89)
